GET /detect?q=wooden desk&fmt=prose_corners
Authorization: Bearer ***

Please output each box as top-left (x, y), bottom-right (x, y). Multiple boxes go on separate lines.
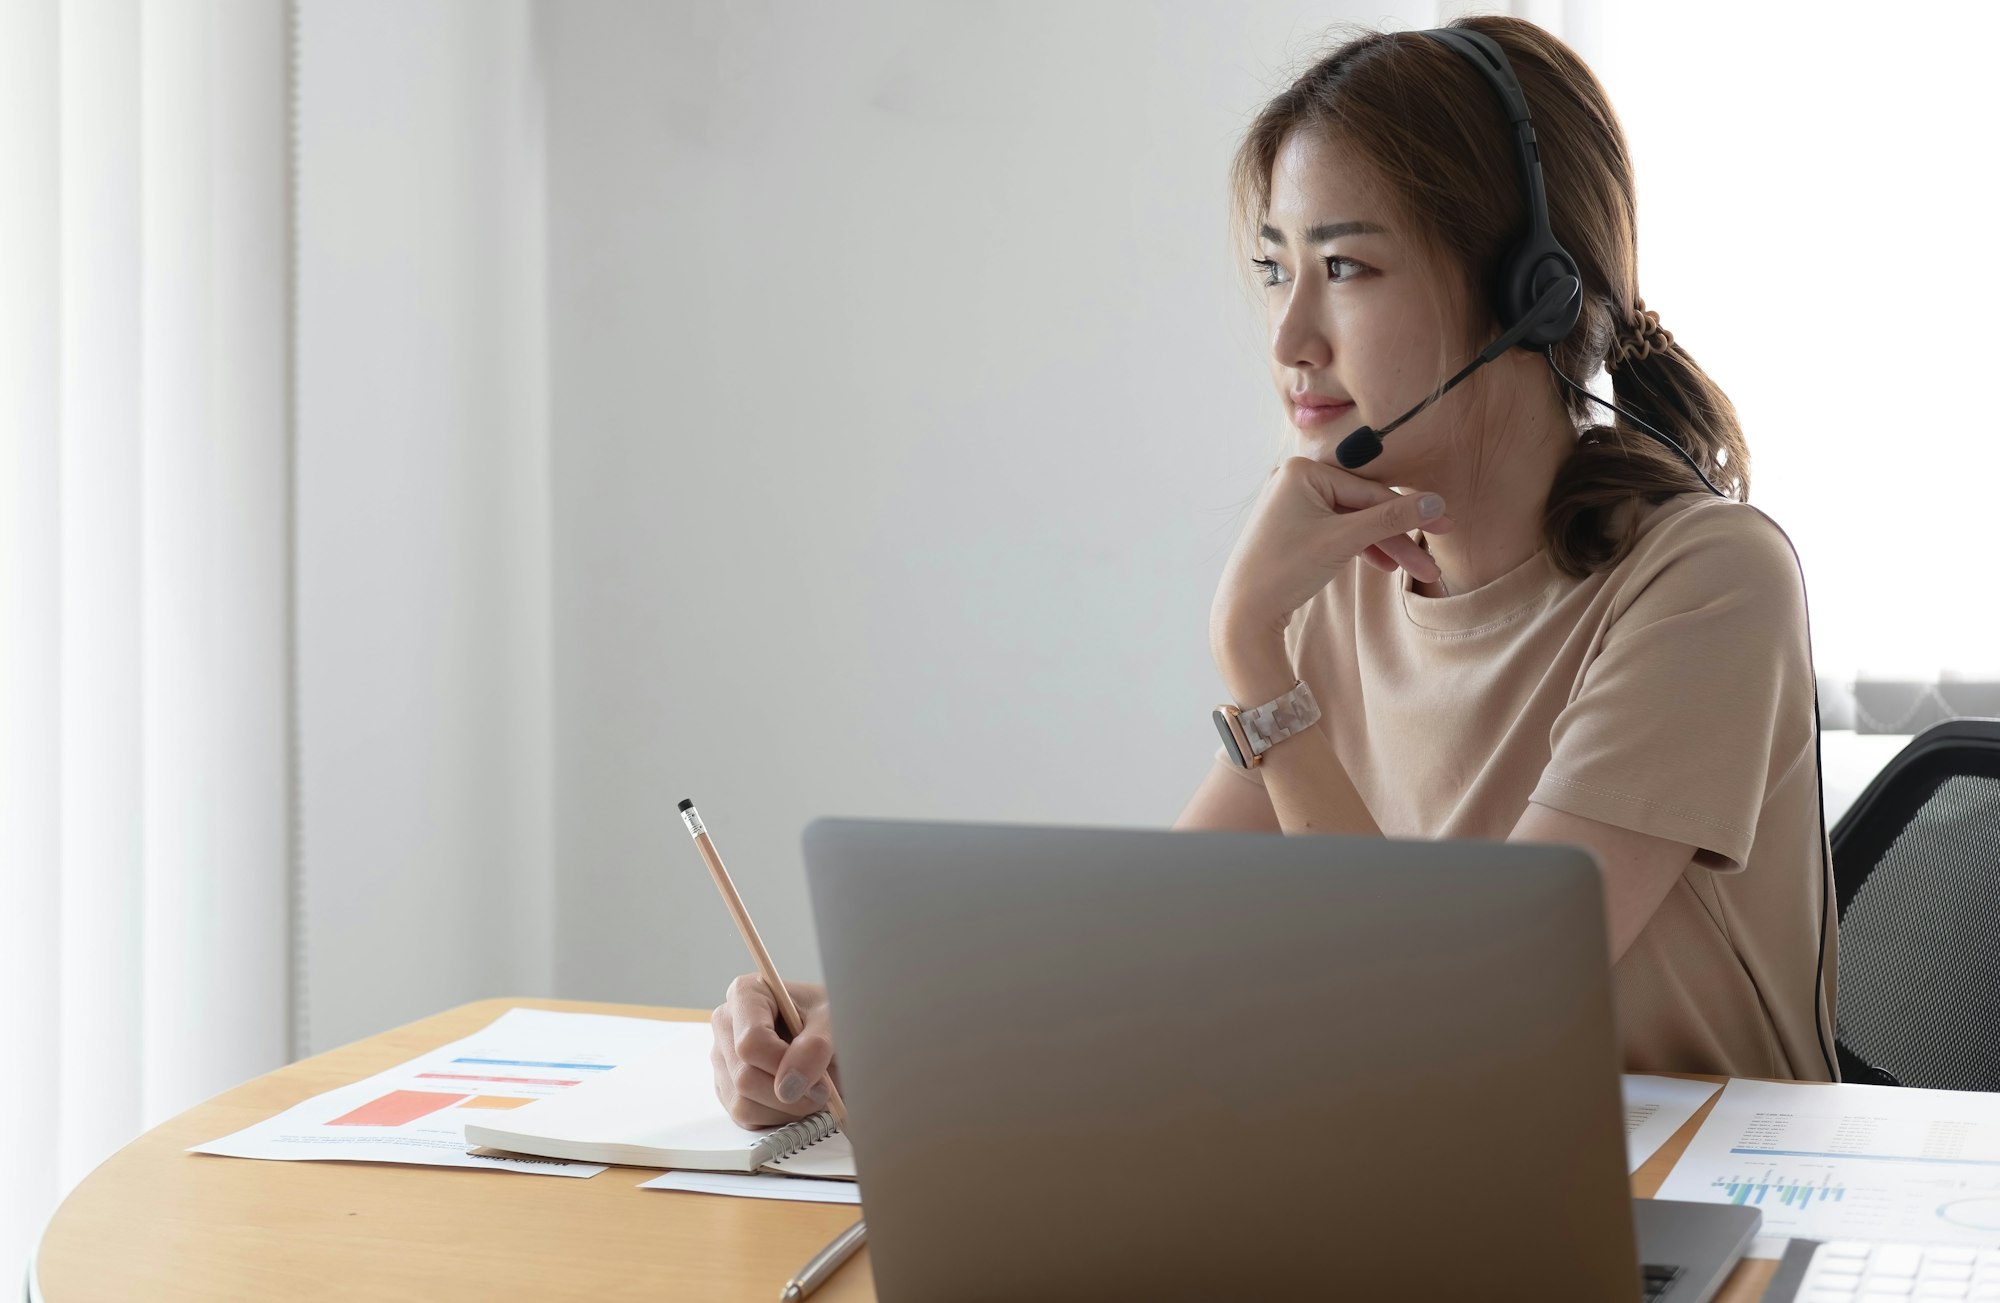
top-left (35, 997), bottom-right (1776, 1302)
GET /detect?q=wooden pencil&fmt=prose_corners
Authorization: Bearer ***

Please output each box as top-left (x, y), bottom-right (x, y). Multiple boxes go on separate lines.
top-left (678, 798), bottom-right (848, 1129)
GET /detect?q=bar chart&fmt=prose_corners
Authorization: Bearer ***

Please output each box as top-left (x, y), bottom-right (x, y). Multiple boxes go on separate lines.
top-left (1709, 1169), bottom-right (1846, 1207)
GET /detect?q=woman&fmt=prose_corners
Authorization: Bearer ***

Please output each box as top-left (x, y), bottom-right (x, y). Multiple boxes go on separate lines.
top-left (710, 14), bottom-right (1837, 1128)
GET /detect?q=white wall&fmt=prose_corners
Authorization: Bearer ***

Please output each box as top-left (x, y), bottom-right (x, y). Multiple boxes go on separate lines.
top-left (287, 0), bottom-right (1926, 1040)
top-left (297, 0), bottom-right (551, 1051)
top-left (539, 1), bottom-right (1432, 1010)
top-left (1562, 1), bottom-right (2000, 677)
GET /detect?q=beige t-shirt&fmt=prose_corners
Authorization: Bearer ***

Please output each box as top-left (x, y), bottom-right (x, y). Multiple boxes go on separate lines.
top-left (1214, 491), bottom-right (1838, 1081)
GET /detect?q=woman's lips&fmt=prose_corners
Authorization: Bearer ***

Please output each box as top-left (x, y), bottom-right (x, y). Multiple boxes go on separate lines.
top-left (1292, 400), bottom-right (1355, 429)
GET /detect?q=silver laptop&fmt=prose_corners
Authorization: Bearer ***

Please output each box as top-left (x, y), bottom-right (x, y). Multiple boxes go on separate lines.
top-left (801, 817), bottom-right (1758, 1303)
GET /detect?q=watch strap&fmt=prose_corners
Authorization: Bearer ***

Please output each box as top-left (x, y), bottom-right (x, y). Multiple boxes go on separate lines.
top-left (1240, 678), bottom-right (1320, 757)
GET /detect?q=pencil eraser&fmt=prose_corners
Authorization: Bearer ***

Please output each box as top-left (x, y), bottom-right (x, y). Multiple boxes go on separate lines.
top-left (677, 798), bottom-right (694, 812)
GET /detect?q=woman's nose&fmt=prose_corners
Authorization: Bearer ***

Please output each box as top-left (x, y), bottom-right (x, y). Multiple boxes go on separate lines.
top-left (1272, 298), bottom-right (1332, 371)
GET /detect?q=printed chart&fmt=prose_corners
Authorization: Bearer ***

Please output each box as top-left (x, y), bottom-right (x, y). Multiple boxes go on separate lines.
top-left (191, 1007), bottom-right (714, 1177)
top-left (1656, 1078), bottom-right (2000, 1256)
top-left (1709, 1168), bottom-right (1846, 1208)
top-left (325, 1052), bottom-right (624, 1128)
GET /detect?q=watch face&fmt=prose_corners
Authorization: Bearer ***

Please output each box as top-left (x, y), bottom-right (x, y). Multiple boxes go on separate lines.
top-left (1212, 710), bottom-right (1248, 768)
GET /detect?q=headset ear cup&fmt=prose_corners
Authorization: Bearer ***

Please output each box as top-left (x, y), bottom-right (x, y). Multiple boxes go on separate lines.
top-left (1517, 249), bottom-right (1581, 349)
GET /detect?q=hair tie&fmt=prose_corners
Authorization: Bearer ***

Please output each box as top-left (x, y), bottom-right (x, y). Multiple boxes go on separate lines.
top-left (1606, 295), bottom-right (1674, 372)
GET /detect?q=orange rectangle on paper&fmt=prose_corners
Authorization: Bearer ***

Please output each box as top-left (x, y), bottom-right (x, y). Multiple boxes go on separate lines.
top-left (457, 1095), bottom-right (534, 1110)
top-left (327, 1089), bottom-right (469, 1127)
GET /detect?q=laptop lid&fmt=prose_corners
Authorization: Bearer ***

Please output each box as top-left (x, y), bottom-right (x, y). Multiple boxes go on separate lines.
top-left (802, 817), bottom-right (1641, 1302)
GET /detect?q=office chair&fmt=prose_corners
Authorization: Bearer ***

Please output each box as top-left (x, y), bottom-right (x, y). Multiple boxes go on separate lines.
top-left (1829, 717), bottom-right (2000, 1090)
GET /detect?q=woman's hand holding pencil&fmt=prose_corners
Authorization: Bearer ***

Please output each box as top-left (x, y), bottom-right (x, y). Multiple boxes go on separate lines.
top-left (710, 974), bottom-right (841, 1129)
top-left (678, 796), bottom-right (847, 1132)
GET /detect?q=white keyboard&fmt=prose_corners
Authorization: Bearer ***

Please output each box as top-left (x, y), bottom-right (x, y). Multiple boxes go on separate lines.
top-left (1794, 1241), bottom-right (2000, 1300)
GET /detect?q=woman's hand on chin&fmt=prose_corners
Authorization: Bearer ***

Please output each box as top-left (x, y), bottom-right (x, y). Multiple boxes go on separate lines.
top-left (1210, 456), bottom-right (1453, 659)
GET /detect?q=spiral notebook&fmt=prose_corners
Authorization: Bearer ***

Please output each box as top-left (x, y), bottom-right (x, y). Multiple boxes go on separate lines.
top-left (460, 1025), bottom-right (854, 1179)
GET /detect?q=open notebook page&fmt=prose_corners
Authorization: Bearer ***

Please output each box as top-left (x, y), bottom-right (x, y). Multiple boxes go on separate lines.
top-left (461, 1021), bottom-right (853, 1177)
top-left (765, 1131), bottom-right (854, 1178)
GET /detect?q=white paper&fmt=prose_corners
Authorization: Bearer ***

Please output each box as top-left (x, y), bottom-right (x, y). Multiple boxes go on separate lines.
top-left (189, 1007), bottom-right (705, 1176)
top-left (766, 1133), bottom-right (856, 1179)
top-left (1622, 1073), bottom-right (1722, 1172)
top-left (1656, 1077), bottom-right (2000, 1260)
top-left (462, 1031), bottom-right (850, 1176)
top-left (641, 1169), bottom-right (863, 1204)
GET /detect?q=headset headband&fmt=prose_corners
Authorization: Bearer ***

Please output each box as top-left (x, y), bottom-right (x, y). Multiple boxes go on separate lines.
top-left (1416, 27), bottom-right (1580, 350)
top-left (1419, 29), bottom-right (1553, 246)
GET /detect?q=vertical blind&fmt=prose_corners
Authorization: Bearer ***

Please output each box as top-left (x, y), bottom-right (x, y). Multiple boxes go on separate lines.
top-left (0, 0), bottom-right (294, 1283)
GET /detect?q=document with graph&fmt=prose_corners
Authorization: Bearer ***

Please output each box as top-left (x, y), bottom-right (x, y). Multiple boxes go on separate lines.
top-left (189, 1007), bottom-right (703, 1177)
top-left (1656, 1077), bottom-right (2000, 1258)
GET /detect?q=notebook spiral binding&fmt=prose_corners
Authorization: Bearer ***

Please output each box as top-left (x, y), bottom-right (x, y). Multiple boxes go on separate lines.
top-left (755, 1109), bottom-right (841, 1164)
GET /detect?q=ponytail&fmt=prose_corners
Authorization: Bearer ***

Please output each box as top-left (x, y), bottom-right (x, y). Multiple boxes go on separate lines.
top-left (1543, 299), bottom-right (1751, 578)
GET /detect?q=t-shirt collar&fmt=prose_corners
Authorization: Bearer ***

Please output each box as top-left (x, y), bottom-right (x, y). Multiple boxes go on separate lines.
top-left (1399, 538), bottom-right (1564, 633)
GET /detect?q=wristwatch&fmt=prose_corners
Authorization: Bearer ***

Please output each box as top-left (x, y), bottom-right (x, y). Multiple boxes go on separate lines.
top-left (1213, 678), bottom-right (1321, 769)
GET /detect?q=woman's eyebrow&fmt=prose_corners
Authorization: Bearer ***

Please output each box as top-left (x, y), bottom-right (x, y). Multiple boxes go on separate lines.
top-left (1258, 219), bottom-right (1389, 247)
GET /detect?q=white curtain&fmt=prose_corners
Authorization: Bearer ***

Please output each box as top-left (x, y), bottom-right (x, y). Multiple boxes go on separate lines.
top-left (0, 0), bottom-right (293, 1283)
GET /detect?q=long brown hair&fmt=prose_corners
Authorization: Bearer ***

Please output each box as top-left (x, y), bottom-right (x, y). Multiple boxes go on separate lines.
top-left (1226, 14), bottom-right (1748, 577)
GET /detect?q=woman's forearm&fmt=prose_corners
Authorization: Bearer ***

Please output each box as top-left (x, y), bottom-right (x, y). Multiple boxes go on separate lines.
top-left (1216, 635), bottom-right (1382, 838)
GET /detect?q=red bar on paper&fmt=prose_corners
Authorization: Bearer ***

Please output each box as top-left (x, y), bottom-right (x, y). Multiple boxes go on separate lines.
top-left (327, 1089), bottom-right (470, 1127)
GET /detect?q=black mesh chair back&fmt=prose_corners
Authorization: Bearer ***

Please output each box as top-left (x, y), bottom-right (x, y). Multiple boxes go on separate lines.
top-left (1830, 717), bottom-right (2000, 1090)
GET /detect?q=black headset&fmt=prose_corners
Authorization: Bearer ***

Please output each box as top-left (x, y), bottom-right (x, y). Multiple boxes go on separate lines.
top-left (1334, 27), bottom-right (1719, 499)
top-left (1357, 26), bottom-right (1839, 1083)
top-left (1425, 27), bottom-right (1581, 350)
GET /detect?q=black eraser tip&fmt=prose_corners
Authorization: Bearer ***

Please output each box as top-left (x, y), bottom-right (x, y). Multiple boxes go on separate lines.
top-left (677, 798), bottom-right (694, 811)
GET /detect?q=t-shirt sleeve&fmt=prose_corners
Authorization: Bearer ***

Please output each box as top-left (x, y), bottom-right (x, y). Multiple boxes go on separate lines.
top-left (1527, 505), bottom-right (1816, 873)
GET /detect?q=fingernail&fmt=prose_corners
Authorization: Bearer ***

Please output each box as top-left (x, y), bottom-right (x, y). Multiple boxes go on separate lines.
top-left (1418, 494), bottom-right (1445, 519)
top-left (777, 1071), bottom-right (807, 1103)
top-left (807, 1079), bottom-right (831, 1105)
